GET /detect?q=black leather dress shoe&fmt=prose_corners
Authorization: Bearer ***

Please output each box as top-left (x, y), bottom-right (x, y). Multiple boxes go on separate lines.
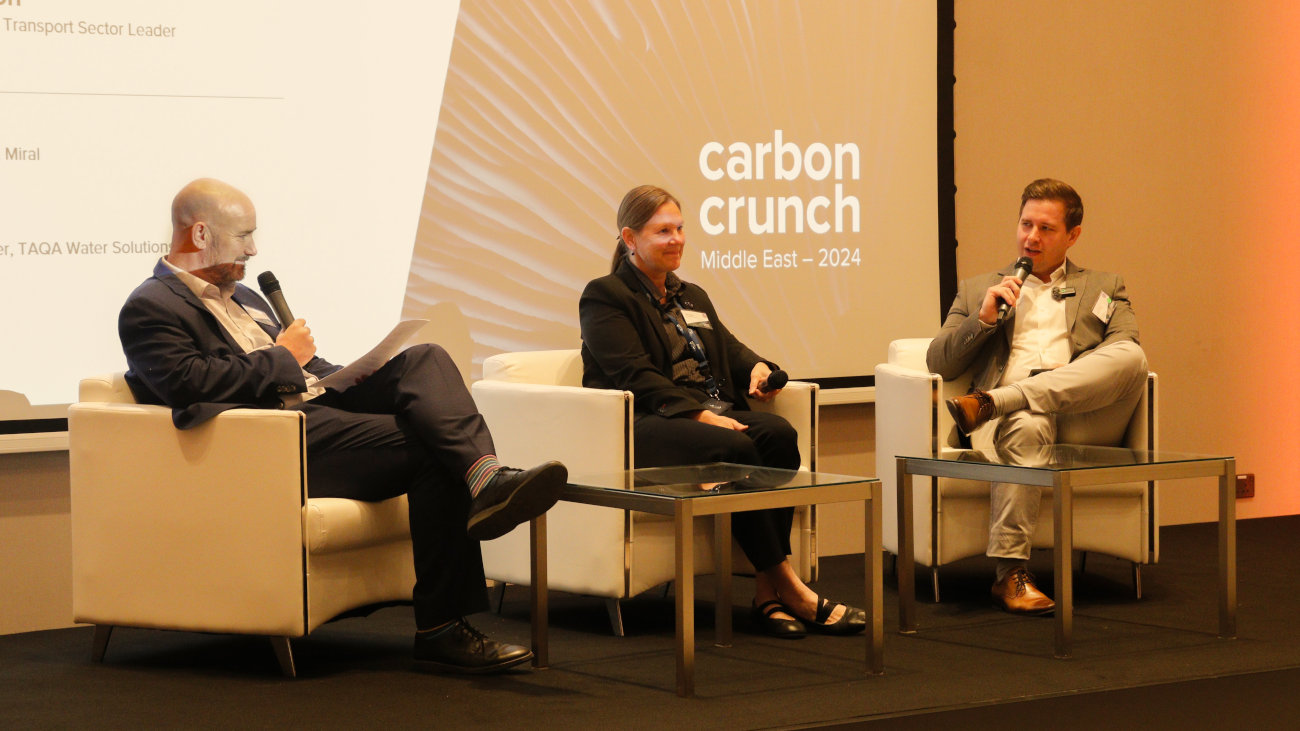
top-left (800, 596), bottom-right (867, 635)
top-left (414, 619), bottom-right (533, 673)
top-left (467, 461), bottom-right (566, 541)
top-left (752, 600), bottom-right (806, 639)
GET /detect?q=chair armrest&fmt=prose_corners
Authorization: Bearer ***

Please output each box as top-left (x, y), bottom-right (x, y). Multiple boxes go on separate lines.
top-left (1123, 372), bottom-right (1158, 452)
top-left (69, 402), bottom-right (310, 636)
top-left (874, 363), bottom-right (942, 460)
top-left (874, 362), bottom-right (946, 554)
top-left (1123, 371), bottom-right (1159, 563)
top-left (471, 380), bottom-right (632, 593)
top-left (471, 380), bottom-right (632, 473)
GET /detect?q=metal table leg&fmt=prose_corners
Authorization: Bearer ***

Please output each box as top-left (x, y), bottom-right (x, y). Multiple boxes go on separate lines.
top-left (897, 458), bottom-right (916, 633)
top-left (1053, 475), bottom-right (1074, 659)
top-left (714, 514), bottom-right (732, 648)
top-left (1220, 459), bottom-right (1237, 639)
top-left (675, 500), bottom-right (695, 697)
top-left (530, 513), bottom-right (548, 668)
top-left (867, 480), bottom-right (884, 674)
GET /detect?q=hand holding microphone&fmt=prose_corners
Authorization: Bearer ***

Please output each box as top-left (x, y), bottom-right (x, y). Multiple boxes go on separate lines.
top-left (995, 256), bottom-right (1035, 323)
top-left (258, 271), bottom-right (316, 365)
top-left (759, 369), bottom-right (788, 394)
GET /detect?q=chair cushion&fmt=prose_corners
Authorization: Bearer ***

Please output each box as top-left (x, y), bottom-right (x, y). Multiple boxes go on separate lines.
top-left (79, 373), bottom-right (138, 404)
top-left (303, 496), bottom-right (411, 555)
top-left (482, 349), bottom-right (583, 386)
top-left (888, 338), bottom-right (933, 371)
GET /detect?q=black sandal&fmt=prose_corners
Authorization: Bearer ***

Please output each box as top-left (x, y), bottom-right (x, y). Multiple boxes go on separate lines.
top-left (803, 595), bottom-right (866, 635)
top-left (752, 599), bottom-right (806, 639)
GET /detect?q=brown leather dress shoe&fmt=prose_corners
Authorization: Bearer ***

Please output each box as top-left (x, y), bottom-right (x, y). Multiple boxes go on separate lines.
top-left (990, 567), bottom-right (1055, 615)
top-left (946, 390), bottom-right (995, 436)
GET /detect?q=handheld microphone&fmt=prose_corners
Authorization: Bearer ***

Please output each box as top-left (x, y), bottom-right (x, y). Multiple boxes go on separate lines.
top-left (256, 271), bottom-right (295, 327)
top-left (996, 257), bottom-right (1035, 323)
top-left (760, 369), bottom-right (789, 393)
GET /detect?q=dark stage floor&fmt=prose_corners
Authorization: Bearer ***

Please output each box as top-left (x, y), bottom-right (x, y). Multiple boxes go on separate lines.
top-left (4, 516), bottom-right (1300, 729)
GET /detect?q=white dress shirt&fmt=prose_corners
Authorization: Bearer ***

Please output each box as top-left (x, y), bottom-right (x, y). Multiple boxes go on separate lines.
top-left (999, 262), bottom-right (1071, 388)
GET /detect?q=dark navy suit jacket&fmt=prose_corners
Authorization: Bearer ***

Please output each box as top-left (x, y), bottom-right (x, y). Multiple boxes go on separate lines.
top-left (119, 260), bottom-right (339, 428)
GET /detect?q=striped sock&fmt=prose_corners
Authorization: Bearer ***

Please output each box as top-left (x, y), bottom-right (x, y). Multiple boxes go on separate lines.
top-left (466, 455), bottom-right (501, 498)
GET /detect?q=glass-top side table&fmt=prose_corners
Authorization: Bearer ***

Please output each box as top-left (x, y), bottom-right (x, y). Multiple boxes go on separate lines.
top-left (527, 462), bottom-right (882, 697)
top-left (896, 446), bottom-right (1235, 658)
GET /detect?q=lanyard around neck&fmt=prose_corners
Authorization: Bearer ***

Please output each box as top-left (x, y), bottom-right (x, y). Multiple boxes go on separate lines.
top-left (635, 276), bottom-right (721, 400)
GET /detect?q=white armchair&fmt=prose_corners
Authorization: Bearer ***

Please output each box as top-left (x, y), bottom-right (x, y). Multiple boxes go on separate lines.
top-left (874, 338), bottom-right (1158, 601)
top-left (470, 349), bottom-right (819, 634)
top-left (69, 373), bottom-right (416, 676)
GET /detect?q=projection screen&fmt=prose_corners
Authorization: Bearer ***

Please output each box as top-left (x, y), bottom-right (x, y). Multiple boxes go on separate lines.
top-left (0, 0), bottom-right (939, 429)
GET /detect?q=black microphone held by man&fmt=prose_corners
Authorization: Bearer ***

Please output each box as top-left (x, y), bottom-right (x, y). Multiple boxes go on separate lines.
top-left (256, 270), bottom-right (295, 326)
top-left (995, 256), bottom-right (1035, 322)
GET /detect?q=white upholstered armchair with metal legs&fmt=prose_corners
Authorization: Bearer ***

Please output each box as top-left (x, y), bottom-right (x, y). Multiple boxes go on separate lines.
top-left (69, 373), bottom-right (416, 676)
top-left (874, 338), bottom-right (1159, 602)
top-left (470, 349), bottom-right (819, 635)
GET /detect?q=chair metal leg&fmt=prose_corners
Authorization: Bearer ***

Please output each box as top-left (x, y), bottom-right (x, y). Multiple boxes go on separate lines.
top-left (605, 598), bottom-right (625, 637)
top-left (90, 625), bottom-right (113, 662)
top-left (930, 567), bottom-right (941, 603)
top-left (491, 582), bottom-right (507, 613)
top-left (269, 637), bottom-right (296, 678)
top-left (1132, 562), bottom-right (1143, 599)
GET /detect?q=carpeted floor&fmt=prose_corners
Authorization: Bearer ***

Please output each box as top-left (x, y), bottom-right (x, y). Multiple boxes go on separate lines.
top-left (3, 516), bottom-right (1299, 729)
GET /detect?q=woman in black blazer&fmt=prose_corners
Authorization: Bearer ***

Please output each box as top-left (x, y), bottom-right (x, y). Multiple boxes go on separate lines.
top-left (579, 184), bottom-right (865, 638)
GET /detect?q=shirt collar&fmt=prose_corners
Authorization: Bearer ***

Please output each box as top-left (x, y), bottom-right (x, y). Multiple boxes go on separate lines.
top-left (161, 257), bottom-right (227, 301)
top-left (626, 260), bottom-right (684, 304)
top-left (1030, 260), bottom-right (1069, 286)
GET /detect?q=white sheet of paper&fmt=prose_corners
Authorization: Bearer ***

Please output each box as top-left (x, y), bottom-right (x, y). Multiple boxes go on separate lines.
top-left (315, 319), bottom-right (429, 392)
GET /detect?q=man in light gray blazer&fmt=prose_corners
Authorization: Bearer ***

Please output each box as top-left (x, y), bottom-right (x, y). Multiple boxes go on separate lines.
top-left (926, 179), bottom-right (1148, 615)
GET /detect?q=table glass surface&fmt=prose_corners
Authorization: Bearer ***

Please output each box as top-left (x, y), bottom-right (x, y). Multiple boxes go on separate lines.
top-left (565, 462), bottom-right (876, 500)
top-left (904, 445), bottom-right (1230, 471)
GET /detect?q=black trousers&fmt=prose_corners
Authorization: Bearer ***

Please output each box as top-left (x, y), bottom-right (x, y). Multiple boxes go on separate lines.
top-left (632, 409), bottom-right (801, 572)
top-left (294, 343), bottom-right (493, 629)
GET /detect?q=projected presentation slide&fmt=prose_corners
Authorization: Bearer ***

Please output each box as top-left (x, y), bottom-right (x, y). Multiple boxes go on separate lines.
top-left (1, 0), bottom-right (937, 424)
top-left (405, 1), bottom-right (938, 385)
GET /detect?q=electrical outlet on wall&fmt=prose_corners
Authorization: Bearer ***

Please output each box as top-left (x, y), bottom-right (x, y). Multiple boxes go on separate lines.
top-left (1236, 473), bottom-right (1255, 499)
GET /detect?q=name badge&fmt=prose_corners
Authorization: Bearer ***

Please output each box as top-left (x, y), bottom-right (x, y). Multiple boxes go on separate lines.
top-left (702, 397), bottom-right (732, 414)
top-left (1091, 292), bottom-right (1113, 324)
top-left (680, 309), bottom-right (711, 329)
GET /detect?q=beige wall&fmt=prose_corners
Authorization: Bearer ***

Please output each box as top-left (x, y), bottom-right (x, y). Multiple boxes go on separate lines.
top-left (0, 452), bottom-right (73, 634)
top-left (953, 1), bottom-right (1300, 523)
top-left (816, 402), bottom-right (876, 555)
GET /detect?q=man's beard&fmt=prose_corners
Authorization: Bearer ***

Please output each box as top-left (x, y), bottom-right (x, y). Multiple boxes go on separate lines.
top-left (190, 260), bottom-right (246, 287)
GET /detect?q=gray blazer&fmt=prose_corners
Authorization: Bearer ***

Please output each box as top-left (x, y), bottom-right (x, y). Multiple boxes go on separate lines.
top-left (926, 259), bottom-right (1140, 393)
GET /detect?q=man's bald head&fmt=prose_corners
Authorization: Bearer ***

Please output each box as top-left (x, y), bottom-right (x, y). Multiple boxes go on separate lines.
top-left (166, 178), bottom-right (258, 290)
top-left (171, 178), bottom-right (254, 241)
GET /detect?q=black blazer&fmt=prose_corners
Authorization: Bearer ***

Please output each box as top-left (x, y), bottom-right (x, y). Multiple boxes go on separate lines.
top-left (118, 260), bottom-right (339, 428)
top-left (579, 260), bottom-right (775, 418)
